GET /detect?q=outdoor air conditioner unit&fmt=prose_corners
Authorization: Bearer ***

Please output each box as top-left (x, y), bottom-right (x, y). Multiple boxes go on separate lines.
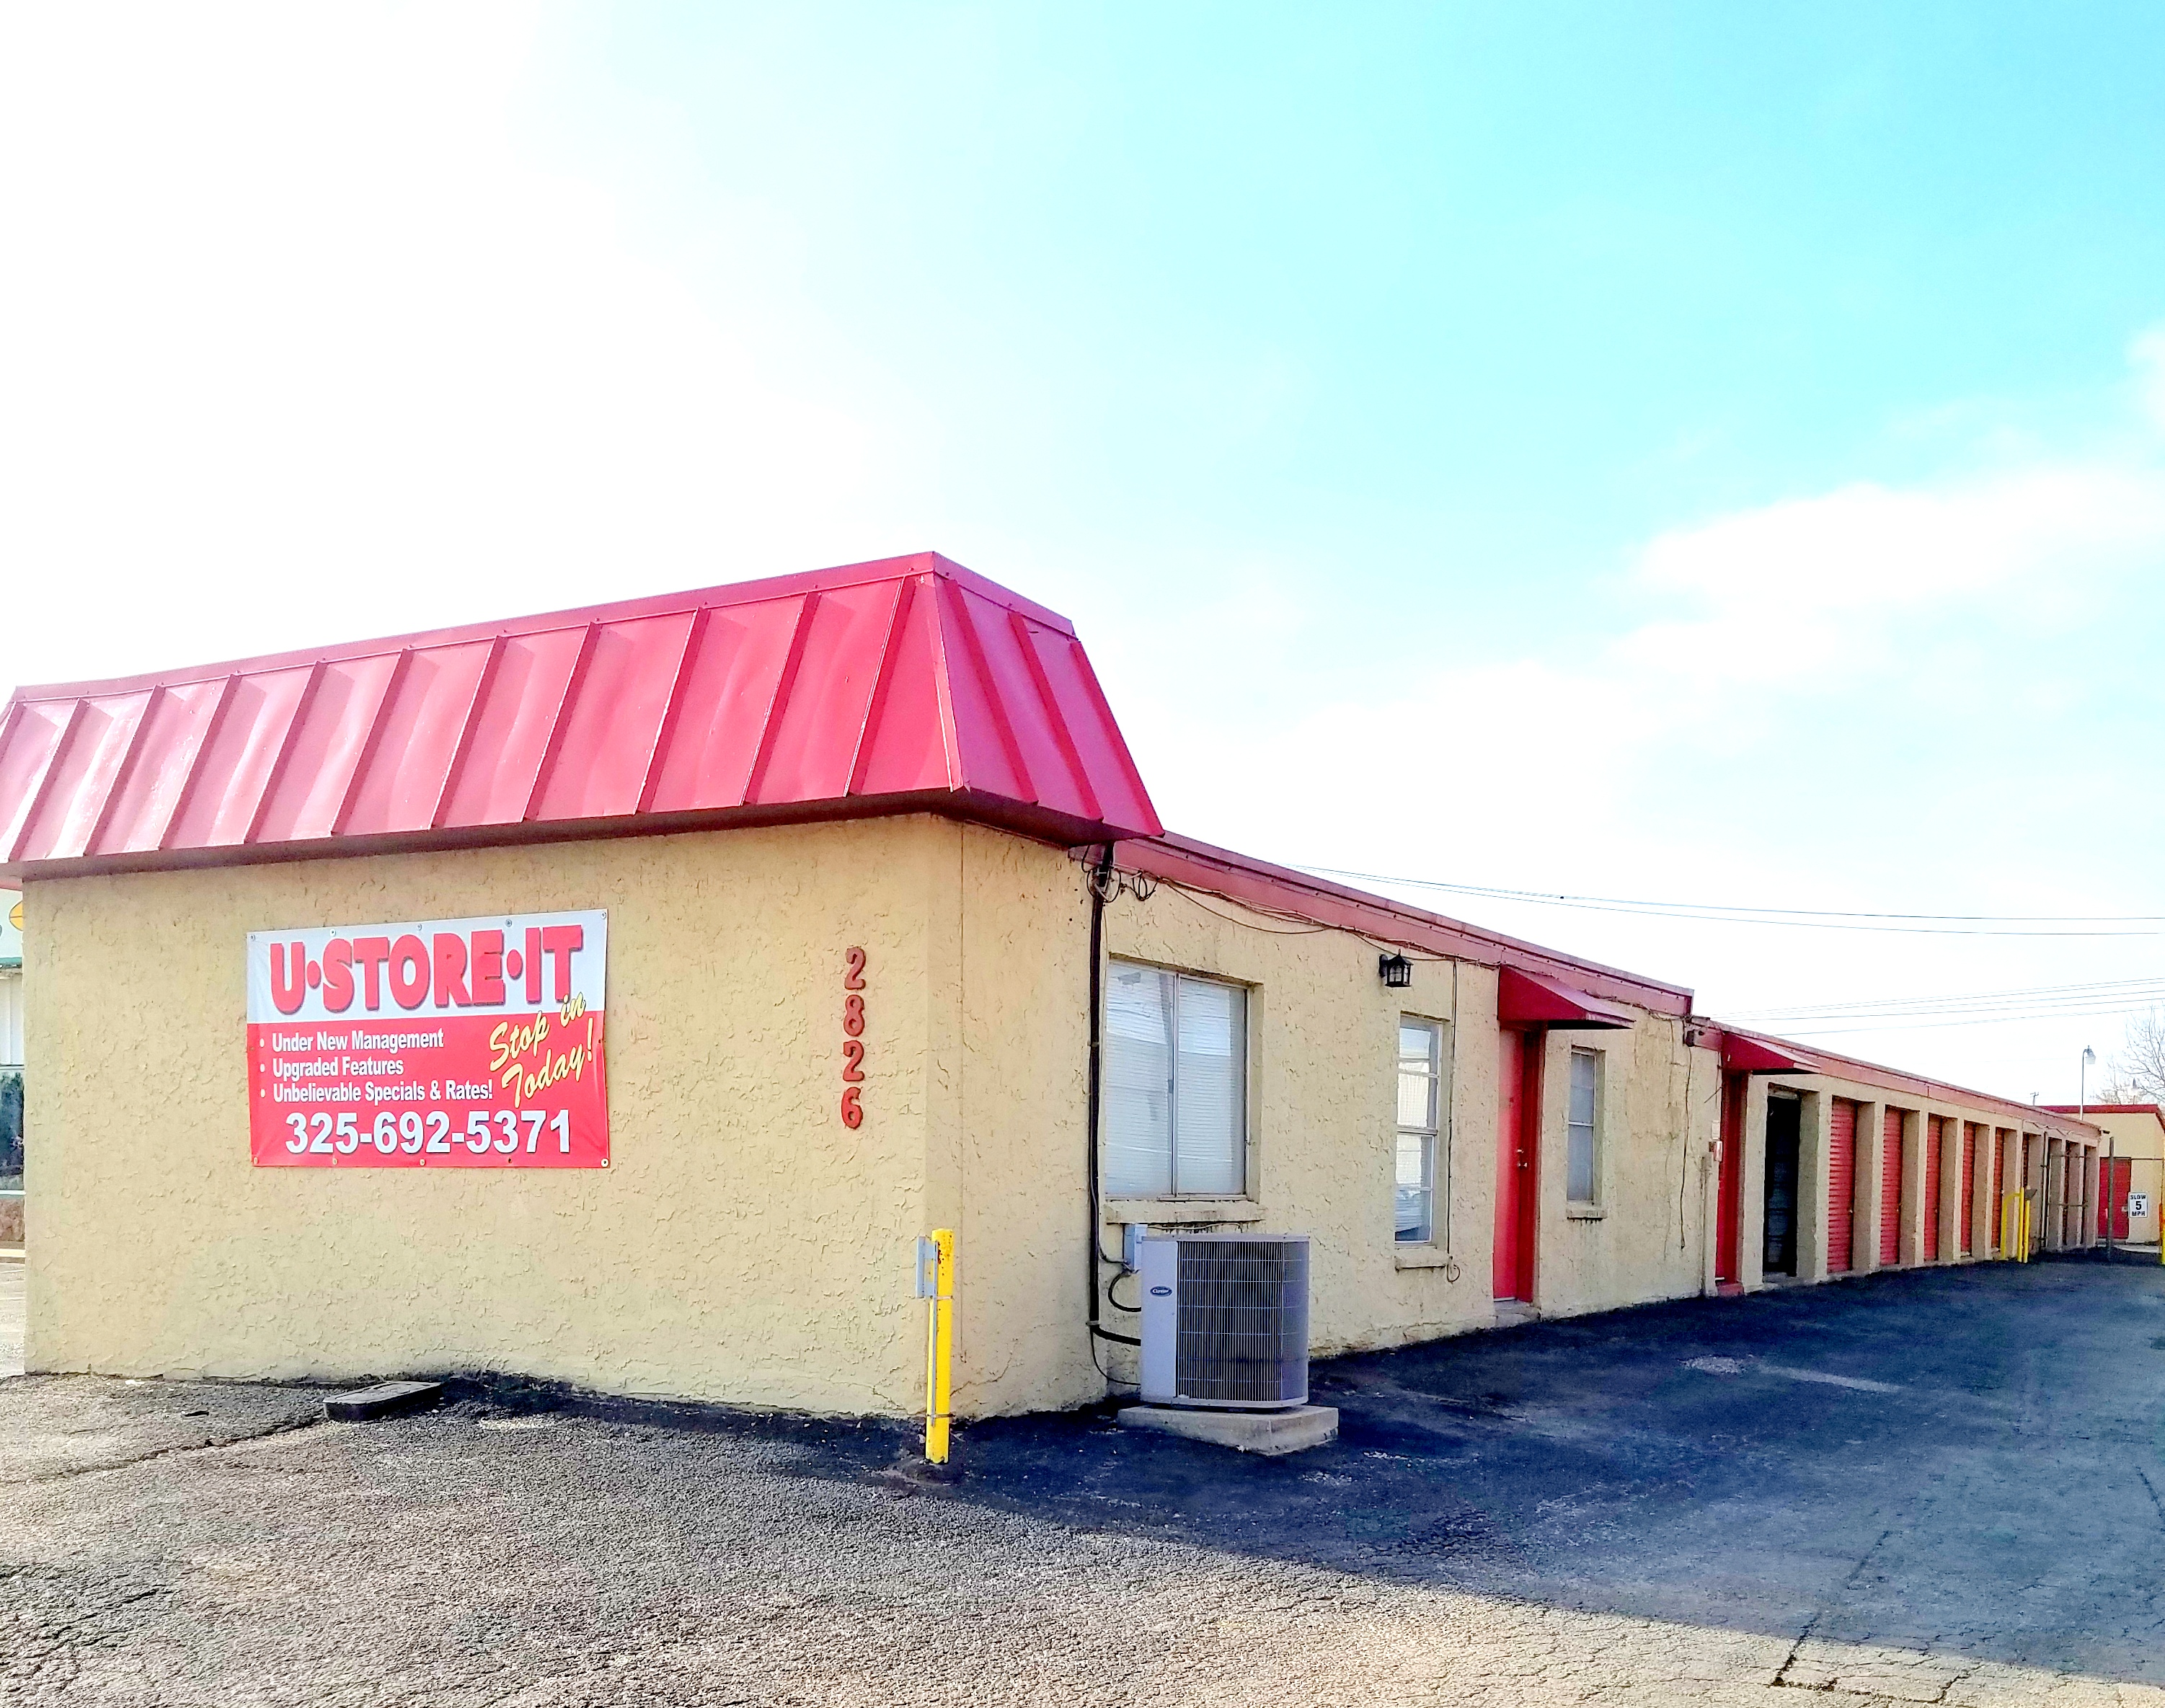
top-left (1136, 1231), bottom-right (1309, 1410)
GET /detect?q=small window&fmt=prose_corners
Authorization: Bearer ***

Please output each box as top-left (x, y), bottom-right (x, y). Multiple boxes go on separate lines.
top-left (1103, 961), bottom-right (1247, 1198)
top-left (1566, 1048), bottom-right (1600, 1203)
top-left (1396, 1019), bottom-right (1443, 1242)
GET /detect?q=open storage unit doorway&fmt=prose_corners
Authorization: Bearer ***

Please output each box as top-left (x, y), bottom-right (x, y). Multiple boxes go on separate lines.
top-left (1763, 1089), bottom-right (1803, 1278)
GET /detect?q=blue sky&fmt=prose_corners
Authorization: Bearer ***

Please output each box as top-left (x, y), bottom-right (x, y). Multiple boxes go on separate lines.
top-left (4, 4), bottom-right (2164, 1099)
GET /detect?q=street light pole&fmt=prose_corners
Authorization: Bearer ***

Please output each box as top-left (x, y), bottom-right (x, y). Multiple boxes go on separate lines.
top-left (2081, 1046), bottom-right (2109, 1257)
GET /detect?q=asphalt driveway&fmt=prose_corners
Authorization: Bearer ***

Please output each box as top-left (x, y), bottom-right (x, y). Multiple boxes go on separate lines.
top-left (5, 1256), bottom-right (2161, 1705)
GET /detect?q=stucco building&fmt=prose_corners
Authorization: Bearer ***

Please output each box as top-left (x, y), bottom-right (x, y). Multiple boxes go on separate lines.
top-left (0, 553), bottom-right (2107, 1417)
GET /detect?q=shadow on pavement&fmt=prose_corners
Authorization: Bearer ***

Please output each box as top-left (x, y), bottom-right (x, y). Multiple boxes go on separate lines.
top-left (893, 1260), bottom-right (2165, 1688)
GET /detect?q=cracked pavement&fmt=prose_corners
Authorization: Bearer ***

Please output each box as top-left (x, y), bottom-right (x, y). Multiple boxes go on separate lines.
top-left (5, 1255), bottom-right (2163, 1704)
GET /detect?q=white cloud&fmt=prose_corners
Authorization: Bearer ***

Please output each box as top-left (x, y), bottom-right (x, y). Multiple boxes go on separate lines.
top-left (1148, 335), bottom-right (2165, 1099)
top-left (2136, 324), bottom-right (2165, 434)
top-left (1179, 429), bottom-right (2165, 865)
top-left (1621, 461), bottom-right (2165, 691)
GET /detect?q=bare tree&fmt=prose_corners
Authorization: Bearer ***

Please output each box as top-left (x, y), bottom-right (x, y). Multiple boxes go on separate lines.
top-left (2107, 1009), bottom-right (2165, 1105)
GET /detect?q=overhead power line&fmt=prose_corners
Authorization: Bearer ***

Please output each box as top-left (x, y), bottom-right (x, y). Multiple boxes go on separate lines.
top-left (1297, 866), bottom-right (2164, 939)
top-left (1735, 973), bottom-right (2165, 1017)
top-left (1780, 1004), bottom-right (2161, 1039)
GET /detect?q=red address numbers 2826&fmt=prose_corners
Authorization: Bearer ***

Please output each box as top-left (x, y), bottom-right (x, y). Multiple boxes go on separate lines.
top-left (841, 945), bottom-right (866, 1129)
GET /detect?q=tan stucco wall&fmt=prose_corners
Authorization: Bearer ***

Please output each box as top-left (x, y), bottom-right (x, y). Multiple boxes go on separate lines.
top-left (940, 825), bottom-right (1097, 1417)
top-left (24, 816), bottom-right (972, 1415)
top-left (1525, 1022), bottom-right (1722, 1319)
top-left (1092, 879), bottom-right (1492, 1363)
top-left (970, 874), bottom-right (1726, 1386)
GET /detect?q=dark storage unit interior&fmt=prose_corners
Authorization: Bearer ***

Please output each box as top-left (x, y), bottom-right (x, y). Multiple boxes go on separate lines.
top-left (1763, 1093), bottom-right (1802, 1276)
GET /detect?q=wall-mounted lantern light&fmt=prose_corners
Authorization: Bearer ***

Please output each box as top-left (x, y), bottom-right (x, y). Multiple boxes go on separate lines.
top-left (1378, 952), bottom-right (1413, 989)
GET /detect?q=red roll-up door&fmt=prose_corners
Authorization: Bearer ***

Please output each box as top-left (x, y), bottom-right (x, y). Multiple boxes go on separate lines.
top-left (1924, 1116), bottom-right (1946, 1261)
top-left (1991, 1132), bottom-right (2006, 1254)
top-left (1960, 1123), bottom-right (1980, 1257)
top-left (1880, 1107), bottom-right (1905, 1265)
top-left (1828, 1099), bottom-right (1858, 1273)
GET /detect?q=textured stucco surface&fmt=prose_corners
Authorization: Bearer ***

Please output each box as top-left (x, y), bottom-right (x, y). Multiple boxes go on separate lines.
top-left (23, 817), bottom-right (960, 1414)
top-left (944, 826), bottom-right (1097, 1416)
top-left (1092, 877), bottom-right (1489, 1363)
top-left (1525, 1020), bottom-right (1723, 1319)
top-left (1086, 876), bottom-right (1722, 1360)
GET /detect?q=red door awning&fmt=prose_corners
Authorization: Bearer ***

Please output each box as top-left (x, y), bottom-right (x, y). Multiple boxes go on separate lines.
top-left (1721, 1033), bottom-right (1808, 1074)
top-left (1495, 966), bottom-right (1637, 1030)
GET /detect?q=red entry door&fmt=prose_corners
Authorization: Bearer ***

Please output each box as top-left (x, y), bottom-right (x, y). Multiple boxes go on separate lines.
top-left (1716, 1073), bottom-right (1745, 1284)
top-left (1493, 1028), bottom-right (1539, 1301)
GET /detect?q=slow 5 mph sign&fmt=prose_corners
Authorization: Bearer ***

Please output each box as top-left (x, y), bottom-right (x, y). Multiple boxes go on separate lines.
top-left (245, 909), bottom-right (608, 1169)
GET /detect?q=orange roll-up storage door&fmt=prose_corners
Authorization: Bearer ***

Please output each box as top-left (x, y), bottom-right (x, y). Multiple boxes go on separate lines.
top-left (1924, 1116), bottom-right (1946, 1261)
top-left (1828, 1098), bottom-right (1858, 1273)
top-left (1880, 1108), bottom-right (1905, 1266)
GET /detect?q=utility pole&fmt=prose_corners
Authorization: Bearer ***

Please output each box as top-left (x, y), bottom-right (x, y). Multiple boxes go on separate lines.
top-left (2082, 1047), bottom-right (2109, 1257)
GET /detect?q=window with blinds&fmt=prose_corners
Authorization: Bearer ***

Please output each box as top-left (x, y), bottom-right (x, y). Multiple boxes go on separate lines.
top-left (1104, 960), bottom-right (1247, 1198)
top-left (1566, 1048), bottom-right (1601, 1203)
top-left (1396, 1019), bottom-right (1443, 1243)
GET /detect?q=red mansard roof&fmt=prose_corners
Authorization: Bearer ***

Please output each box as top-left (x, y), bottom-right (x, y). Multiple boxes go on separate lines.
top-left (1700, 1021), bottom-right (2102, 1138)
top-left (0, 552), bottom-right (1161, 878)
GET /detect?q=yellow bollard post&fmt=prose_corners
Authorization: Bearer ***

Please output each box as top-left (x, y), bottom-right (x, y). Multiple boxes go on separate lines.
top-left (923, 1228), bottom-right (955, 1464)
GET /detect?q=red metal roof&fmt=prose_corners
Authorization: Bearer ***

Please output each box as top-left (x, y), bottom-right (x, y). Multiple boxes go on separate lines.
top-left (1696, 1021), bottom-right (2102, 1138)
top-left (1107, 833), bottom-right (1699, 1017)
top-left (0, 552), bottom-right (1160, 878)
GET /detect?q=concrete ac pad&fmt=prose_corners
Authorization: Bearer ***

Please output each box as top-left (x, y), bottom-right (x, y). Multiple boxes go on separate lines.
top-left (1117, 1402), bottom-right (1339, 1454)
